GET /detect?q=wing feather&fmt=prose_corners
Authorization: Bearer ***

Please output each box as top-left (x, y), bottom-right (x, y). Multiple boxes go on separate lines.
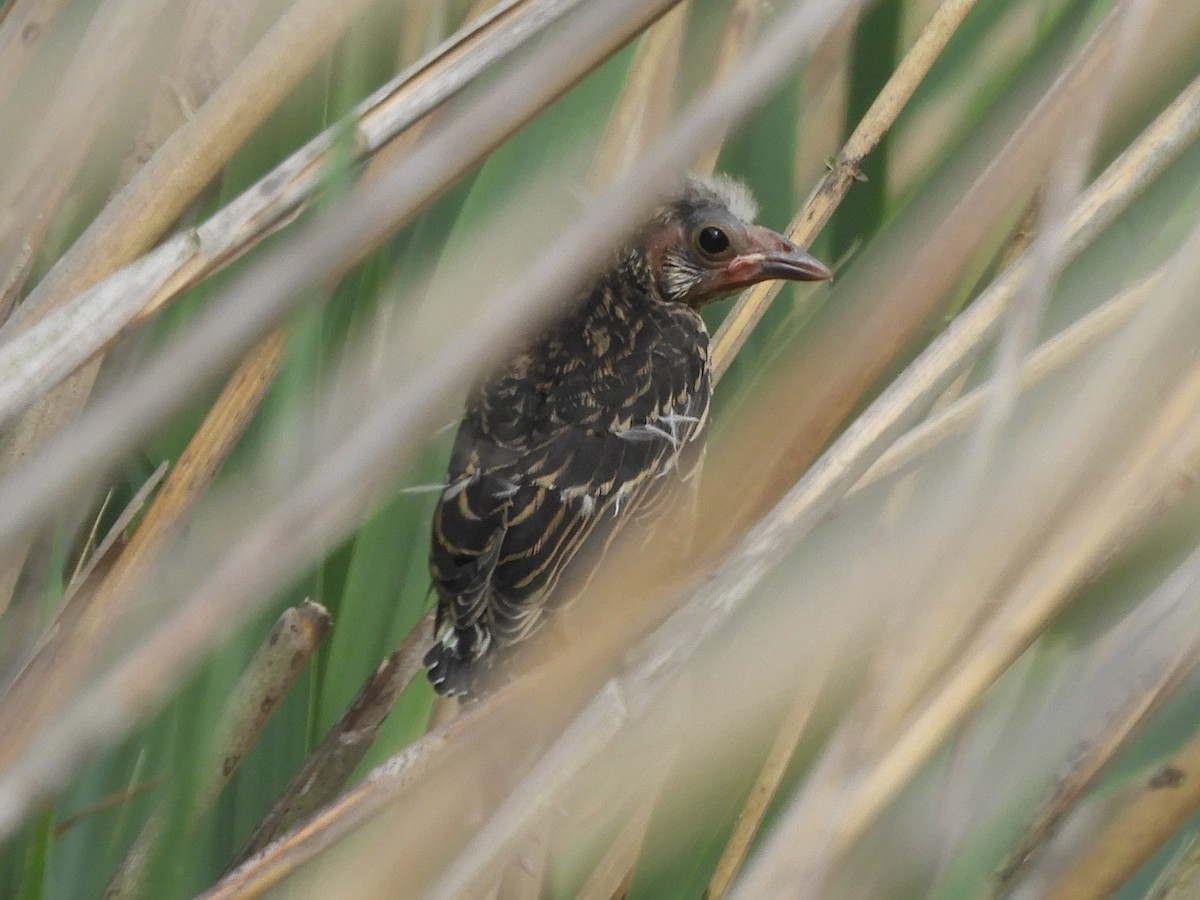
top-left (426, 301), bottom-right (710, 696)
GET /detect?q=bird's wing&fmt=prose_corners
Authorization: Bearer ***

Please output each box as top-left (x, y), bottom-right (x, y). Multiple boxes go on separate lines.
top-left (430, 383), bottom-right (708, 650)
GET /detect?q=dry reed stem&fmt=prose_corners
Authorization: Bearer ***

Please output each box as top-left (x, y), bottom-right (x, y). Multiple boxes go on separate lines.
top-left (1044, 696), bottom-right (1200, 898)
top-left (709, 0), bottom-right (980, 381)
top-left (0, 0), bottom-right (379, 614)
top-left (693, 0), bottom-right (764, 176)
top-left (0, 0), bottom-right (601, 439)
top-left (848, 270), bottom-right (1156, 499)
top-left (199, 600), bottom-right (332, 812)
top-left (995, 608), bottom-right (1200, 894)
top-left (233, 608), bottom-right (436, 863)
top-left (705, 662), bottom-right (830, 899)
top-left (239, 3), bottom-right (728, 882)
top-left (0, 328), bottom-right (289, 773)
top-left (591, 1), bottom-right (691, 185)
top-left (793, 262), bottom-right (1200, 892)
top-left (0, 0), bottom-right (67, 110)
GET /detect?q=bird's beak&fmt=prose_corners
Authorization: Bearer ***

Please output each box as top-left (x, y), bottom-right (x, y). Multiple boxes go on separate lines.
top-left (724, 224), bottom-right (833, 287)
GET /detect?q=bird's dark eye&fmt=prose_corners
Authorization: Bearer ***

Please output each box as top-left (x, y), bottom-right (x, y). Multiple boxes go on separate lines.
top-left (695, 225), bottom-right (731, 258)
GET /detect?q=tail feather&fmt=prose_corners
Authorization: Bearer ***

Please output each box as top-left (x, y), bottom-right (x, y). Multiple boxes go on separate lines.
top-left (424, 620), bottom-right (490, 698)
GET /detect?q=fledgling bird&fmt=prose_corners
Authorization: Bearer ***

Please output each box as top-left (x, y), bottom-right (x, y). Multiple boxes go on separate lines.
top-left (424, 174), bottom-right (831, 698)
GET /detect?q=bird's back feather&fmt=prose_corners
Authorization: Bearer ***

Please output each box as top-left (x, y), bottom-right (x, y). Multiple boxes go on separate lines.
top-left (425, 271), bottom-right (710, 697)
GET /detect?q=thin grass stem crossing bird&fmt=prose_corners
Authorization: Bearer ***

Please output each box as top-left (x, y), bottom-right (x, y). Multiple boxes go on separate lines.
top-left (424, 174), bottom-right (831, 698)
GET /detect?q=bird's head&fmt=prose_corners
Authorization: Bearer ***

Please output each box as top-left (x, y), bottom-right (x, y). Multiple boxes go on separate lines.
top-left (630, 174), bottom-right (832, 308)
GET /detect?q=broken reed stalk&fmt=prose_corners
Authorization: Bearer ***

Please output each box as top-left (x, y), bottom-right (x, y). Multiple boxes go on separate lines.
top-left (232, 609), bottom-right (434, 863)
top-left (200, 600), bottom-right (333, 811)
